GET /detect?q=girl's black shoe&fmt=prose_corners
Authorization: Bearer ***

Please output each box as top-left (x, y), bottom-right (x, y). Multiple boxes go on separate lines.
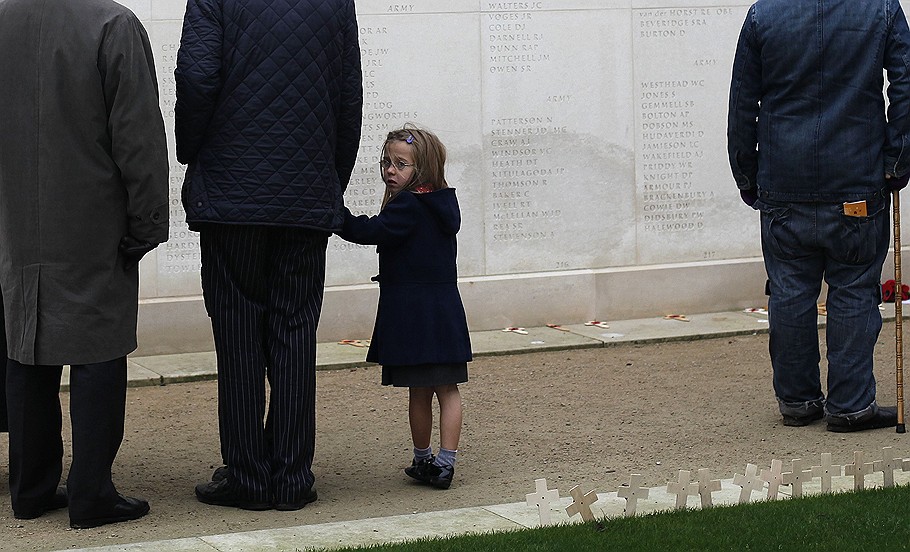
top-left (405, 456), bottom-right (435, 482)
top-left (424, 463), bottom-right (454, 490)
top-left (405, 457), bottom-right (453, 489)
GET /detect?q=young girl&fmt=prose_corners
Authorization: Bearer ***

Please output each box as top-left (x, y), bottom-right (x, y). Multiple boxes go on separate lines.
top-left (338, 125), bottom-right (472, 489)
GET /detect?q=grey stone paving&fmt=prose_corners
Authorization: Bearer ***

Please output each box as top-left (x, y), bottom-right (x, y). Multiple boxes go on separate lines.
top-left (60, 303), bottom-right (907, 551)
top-left (66, 470), bottom-right (910, 552)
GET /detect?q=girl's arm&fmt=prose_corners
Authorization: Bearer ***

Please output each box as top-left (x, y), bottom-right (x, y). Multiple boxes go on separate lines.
top-left (338, 192), bottom-right (419, 246)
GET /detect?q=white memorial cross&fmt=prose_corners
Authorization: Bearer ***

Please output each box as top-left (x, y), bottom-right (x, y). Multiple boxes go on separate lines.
top-left (760, 459), bottom-right (785, 500)
top-left (617, 474), bottom-right (650, 517)
top-left (781, 458), bottom-right (813, 498)
top-left (526, 478), bottom-right (561, 526)
top-left (811, 453), bottom-right (843, 494)
top-left (696, 468), bottom-right (721, 508)
top-left (873, 446), bottom-right (902, 488)
top-left (732, 463), bottom-right (765, 504)
top-left (565, 485), bottom-right (598, 522)
top-left (666, 470), bottom-right (699, 510)
top-left (844, 450), bottom-right (875, 491)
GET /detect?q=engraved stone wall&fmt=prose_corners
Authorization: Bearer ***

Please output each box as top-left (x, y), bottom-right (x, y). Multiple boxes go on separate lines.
top-left (117, 0), bottom-right (871, 352)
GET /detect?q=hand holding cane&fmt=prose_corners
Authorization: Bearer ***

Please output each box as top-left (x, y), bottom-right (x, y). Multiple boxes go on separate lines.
top-left (894, 189), bottom-right (906, 433)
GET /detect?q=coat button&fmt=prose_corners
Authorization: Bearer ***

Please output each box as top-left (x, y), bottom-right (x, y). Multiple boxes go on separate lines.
top-left (196, 201), bottom-right (203, 207)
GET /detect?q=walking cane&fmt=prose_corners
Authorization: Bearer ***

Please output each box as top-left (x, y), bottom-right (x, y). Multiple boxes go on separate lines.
top-left (894, 190), bottom-right (906, 433)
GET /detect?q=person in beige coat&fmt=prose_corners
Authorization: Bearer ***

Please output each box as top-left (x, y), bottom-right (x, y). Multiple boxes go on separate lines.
top-left (0, 0), bottom-right (169, 529)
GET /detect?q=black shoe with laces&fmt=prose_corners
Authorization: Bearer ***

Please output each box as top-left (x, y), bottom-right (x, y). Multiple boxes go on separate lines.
top-left (14, 486), bottom-right (68, 520)
top-left (211, 465), bottom-right (228, 482)
top-left (827, 406), bottom-right (898, 433)
top-left (195, 479), bottom-right (271, 511)
top-left (70, 494), bottom-right (150, 529)
top-left (405, 458), bottom-right (454, 490)
top-left (275, 487), bottom-right (318, 511)
top-left (782, 409), bottom-right (824, 427)
top-left (421, 462), bottom-right (454, 490)
top-left (405, 456), bottom-right (435, 483)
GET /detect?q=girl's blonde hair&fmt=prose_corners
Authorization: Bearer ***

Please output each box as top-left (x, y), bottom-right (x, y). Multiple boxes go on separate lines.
top-left (380, 124), bottom-right (448, 208)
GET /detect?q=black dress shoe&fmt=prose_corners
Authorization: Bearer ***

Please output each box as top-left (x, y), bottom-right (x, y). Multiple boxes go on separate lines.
top-left (827, 406), bottom-right (898, 433)
top-left (782, 409), bottom-right (825, 427)
top-left (211, 465), bottom-right (229, 482)
top-left (195, 479), bottom-right (271, 511)
top-left (70, 494), bottom-right (150, 529)
top-left (275, 488), bottom-right (318, 511)
top-left (14, 486), bottom-right (68, 520)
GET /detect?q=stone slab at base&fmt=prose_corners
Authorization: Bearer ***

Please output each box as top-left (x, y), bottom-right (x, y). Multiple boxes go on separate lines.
top-left (134, 258), bottom-right (769, 357)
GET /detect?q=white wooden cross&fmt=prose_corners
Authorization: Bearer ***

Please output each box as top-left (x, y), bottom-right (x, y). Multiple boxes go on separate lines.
top-left (666, 470), bottom-right (699, 510)
top-left (733, 463), bottom-right (765, 504)
top-left (844, 451), bottom-right (875, 491)
top-left (617, 473), bottom-right (650, 517)
top-left (696, 468), bottom-right (721, 508)
top-left (565, 485), bottom-right (598, 522)
top-left (526, 478), bottom-right (560, 525)
top-left (811, 453), bottom-right (843, 493)
top-left (873, 446), bottom-right (902, 488)
top-left (760, 459), bottom-right (785, 500)
top-left (782, 458), bottom-right (813, 498)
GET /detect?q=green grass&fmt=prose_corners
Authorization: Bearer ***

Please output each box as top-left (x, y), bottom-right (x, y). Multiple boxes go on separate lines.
top-left (333, 485), bottom-right (910, 551)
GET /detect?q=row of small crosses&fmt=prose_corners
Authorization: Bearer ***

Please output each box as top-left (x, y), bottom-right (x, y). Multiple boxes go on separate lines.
top-left (526, 446), bottom-right (905, 525)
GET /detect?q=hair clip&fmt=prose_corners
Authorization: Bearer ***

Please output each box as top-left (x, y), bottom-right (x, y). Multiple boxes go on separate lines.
top-left (406, 135), bottom-right (414, 144)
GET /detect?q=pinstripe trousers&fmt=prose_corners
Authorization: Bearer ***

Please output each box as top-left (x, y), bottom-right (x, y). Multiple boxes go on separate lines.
top-left (199, 224), bottom-right (328, 505)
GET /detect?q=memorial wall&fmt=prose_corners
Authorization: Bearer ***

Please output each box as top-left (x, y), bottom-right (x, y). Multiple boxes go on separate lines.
top-left (125, 0), bottom-right (907, 355)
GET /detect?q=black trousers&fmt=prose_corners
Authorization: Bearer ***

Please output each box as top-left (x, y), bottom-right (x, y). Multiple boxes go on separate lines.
top-left (200, 224), bottom-right (328, 505)
top-left (6, 357), bottom-right (127, 518)
top-left (0, 361), bottom-right (5, 433)
top-left (0, 289), bottom-right (7, 433)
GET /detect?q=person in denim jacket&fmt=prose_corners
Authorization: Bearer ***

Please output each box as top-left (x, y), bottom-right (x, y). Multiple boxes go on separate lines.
top-left (728, 0), bottom-right (910, 432)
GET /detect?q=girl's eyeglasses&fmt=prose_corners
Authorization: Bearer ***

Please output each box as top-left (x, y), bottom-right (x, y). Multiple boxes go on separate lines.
top-left (379, 159), bottom-right (416, 171)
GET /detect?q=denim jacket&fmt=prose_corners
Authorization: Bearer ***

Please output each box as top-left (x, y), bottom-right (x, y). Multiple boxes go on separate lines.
top-left (727, 0), bottom-right (910, 201)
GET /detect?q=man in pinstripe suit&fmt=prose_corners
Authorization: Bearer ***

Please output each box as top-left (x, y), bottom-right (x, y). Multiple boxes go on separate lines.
top-left (174, 0), bottom-right (362, 510)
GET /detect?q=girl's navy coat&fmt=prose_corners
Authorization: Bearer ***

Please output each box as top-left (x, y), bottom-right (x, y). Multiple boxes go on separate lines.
top-left (340, 188), bottom-right (472, 366)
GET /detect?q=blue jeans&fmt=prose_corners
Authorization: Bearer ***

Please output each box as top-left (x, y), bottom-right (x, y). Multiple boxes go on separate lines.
top-left (757, 194), bottom-right (890, 419)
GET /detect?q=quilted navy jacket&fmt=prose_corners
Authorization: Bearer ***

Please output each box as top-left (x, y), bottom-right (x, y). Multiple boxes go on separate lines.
top-left (339, 189), bottom-right (473, 366)
top-left (174, 0), bottom-right (362, 231)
